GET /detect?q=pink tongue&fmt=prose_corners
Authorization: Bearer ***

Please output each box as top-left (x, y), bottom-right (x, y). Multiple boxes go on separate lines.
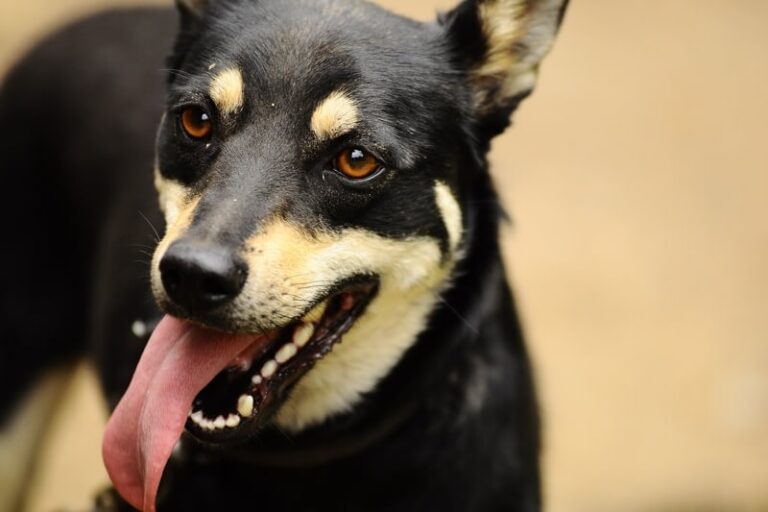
top-left (102, 315), bottom-right (264, 512)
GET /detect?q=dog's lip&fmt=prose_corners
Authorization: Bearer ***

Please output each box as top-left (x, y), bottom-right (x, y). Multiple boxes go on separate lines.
top-left (183, 278), bottom-right (379, 444)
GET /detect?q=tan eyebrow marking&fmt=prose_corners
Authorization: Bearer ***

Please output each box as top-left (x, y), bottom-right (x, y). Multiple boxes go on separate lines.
top-left (310, 90), bottom-right (360, 141)
top-left (209, 68), bottom-right (244, 116)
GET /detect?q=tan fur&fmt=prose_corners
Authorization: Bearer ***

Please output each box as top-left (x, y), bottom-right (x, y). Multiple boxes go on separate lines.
top-left (434, 181), bottom-right (463, 252)
top-left (476, 0), bottom-right (529, 79)
top-left (310, 91), bottom-right (360, 141)
top-left (230, 221), bottom-right (454, 431)
top-left (151, 176), bottom-right (200, 300)
top-left (154, 169), bottom-right (190, 227)
top-left (209, 68), bottom-right (245, 116)
top-left (473, 0), bottom-right (563, 106)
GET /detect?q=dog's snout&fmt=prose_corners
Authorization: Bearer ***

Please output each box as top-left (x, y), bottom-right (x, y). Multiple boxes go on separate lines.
top-left (160, 240), bottom-right (247, 313)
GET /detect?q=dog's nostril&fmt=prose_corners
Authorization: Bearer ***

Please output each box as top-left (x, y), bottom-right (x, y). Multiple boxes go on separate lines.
top-left (162, 268), bottom-right (182, 294)
top-left (159, 241), bottom-right (248, 313)
top-left (200, 276), bottom-right (231, 299)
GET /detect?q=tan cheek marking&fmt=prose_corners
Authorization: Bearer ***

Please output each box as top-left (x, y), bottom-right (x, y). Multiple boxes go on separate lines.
top-left (241, 220), bottom-right (445, 303)
top-left (310, 91), bottom-right (360, 141)
top-left (154, 169), bottom-right (189, 227)
top-left (434, 181), bottom-right (463, 253)
top-left (150, 187), bottom-right (201, 299)
top-left (209, 68), bottom-right (244, 116)
top-left (237, 220), bottom-right (453, 430)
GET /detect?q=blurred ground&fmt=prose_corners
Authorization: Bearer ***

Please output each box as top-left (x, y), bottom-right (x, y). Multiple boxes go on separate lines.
top-left (1, 0), bottom-right (767, 511)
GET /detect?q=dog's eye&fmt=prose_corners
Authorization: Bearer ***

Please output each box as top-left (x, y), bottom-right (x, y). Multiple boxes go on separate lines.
top-left (334, 148), bottom-right (381, 180)
top-left (180, 107), bottom-right (213, 140)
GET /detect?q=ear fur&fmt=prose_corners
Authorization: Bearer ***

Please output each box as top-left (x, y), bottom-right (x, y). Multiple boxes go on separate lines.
top-left (441, 0), bottom-right (569, 137)
top-left (167, 0), bottom-right (211, 84)
top-left (176, 0), bottom-right (209, 19)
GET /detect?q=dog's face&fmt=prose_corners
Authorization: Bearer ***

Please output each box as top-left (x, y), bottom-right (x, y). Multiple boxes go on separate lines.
top-left (150, 0), bottom-right (566, 436)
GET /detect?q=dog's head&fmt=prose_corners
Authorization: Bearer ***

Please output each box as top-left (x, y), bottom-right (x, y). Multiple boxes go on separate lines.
top-left (103, 0), bottom-right (567, 508)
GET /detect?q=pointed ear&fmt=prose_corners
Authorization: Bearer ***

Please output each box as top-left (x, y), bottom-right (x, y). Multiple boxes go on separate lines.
top-left (441, 0), bottom-right (569, 137)
top-left (175, 0), bottom-right (209, 20)
top-left (167, 0), bottom-right (211, 82)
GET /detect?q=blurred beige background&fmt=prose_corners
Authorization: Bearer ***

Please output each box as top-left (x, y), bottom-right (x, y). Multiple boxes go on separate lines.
top-left (1, 0), bottom-right (767, 511)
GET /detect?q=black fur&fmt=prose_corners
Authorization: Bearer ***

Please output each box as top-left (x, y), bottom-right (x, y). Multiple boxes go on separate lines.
top-left (0, 0), bottom-right (566, 510)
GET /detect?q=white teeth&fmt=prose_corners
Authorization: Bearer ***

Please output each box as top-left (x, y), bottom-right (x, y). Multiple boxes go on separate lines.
top-left (187, 316), bottom-right (322, 434)
top-left (293, 323), bottom-right (315, 348)
top-left (261, 360), bottom-right (278, 379)
top-left (276, 343), bottom-right (298, 364)
top-left (226, 414), bottom-right (241, 428)
top-left (303, 302), bottom-right (327, 323)
top-left (238, 394), bottom-right (255, 417)
top-left (191, 409), bottom-right (244, 431)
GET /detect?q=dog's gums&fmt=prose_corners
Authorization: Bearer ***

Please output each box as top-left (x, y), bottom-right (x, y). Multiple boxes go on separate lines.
top-left (186, 281), bottom-right (379, 442)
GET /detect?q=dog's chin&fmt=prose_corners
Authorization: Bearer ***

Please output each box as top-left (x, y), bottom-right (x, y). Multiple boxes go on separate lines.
top-left (162, 278), bottom-right (380, 446)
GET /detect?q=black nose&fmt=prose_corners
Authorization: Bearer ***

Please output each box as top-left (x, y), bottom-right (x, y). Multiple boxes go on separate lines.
top-left (159, 240), bottom-right (248, 313)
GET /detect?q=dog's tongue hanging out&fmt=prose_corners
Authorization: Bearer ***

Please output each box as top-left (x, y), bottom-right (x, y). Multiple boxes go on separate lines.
top-left (103, 316), bottom-right (266, 512)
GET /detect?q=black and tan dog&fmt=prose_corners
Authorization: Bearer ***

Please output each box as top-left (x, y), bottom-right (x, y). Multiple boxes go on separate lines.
top-left (0, 0), bottom-right (567, 510)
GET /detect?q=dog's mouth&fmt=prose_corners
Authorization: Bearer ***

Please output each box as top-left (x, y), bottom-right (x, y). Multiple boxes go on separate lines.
top-left (186, 280), bottom-right (378, 442)
top-left (103, 279), bottom-right (378, 512)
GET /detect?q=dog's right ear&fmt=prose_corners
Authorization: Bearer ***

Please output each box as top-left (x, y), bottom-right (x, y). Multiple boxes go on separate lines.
top-left (167, 0), bottom-right (211, 82)
top-left (440, 0), bottom-right (569, 139)
top-left (176, 0), bottom-right (209, 21)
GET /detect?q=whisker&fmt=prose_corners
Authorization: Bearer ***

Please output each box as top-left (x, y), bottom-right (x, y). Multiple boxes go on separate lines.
top-left (138, 210), bottom-right (161, 243)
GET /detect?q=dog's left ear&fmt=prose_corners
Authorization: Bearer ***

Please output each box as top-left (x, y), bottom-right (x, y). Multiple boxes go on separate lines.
top-left (441, 0), bottom-right (569, 137)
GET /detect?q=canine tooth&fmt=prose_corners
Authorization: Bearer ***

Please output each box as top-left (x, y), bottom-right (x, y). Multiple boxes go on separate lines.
top-left (190, 411), bottom-right (204, 424)
top-left (261, 360), bottom-right (278, 379)
top-left (293, 323), bottom-right (314, 348)
top-left (303, 302), bottom-right (327, 324)
top-left (226, 414), bottom-right (241, 428)
top-left (276, 343), bottom-right (298, 363)
top-left (237, 395), bottom-right (254, 417)
top-left (252, 375), bottom-right (263, 385)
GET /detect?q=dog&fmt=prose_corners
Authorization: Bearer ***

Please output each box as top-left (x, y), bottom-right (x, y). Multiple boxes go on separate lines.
top-left (0, 0), bottom-right (568, 510)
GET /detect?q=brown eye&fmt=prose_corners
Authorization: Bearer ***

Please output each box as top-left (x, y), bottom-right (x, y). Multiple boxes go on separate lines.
top-left (334, 148), bottom-right (381, 180)
top-left (180, 106), bottom-right (212, 140)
